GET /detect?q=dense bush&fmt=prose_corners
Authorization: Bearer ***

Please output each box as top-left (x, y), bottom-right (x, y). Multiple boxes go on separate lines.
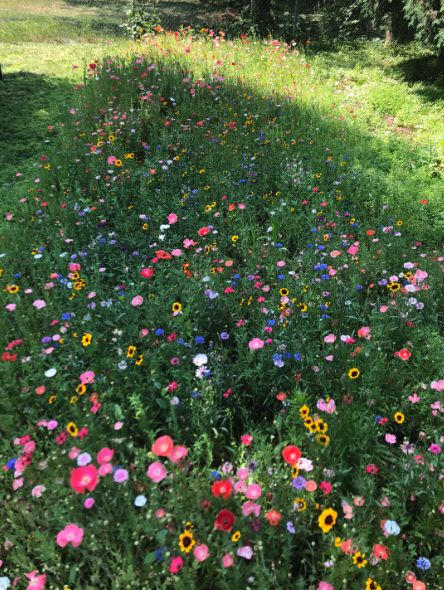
top-left (1, 32), bottom-right (444, 590)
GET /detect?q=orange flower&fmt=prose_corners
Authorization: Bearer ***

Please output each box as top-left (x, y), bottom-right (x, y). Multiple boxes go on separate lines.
top-left (341, 539), bottom-right (358, 555)
top-left (282, 445), bottom-right (301, 465)
top-left (152, 435), bottom-right (174, 457)
top-left (266, 510), bottom-right (281, 527)
top-left (373, 544), bottom-right (390, 560)
top-left (305, 480), bottom-right (317, 492)
top-left (367, 230), bottom-right (375, 236)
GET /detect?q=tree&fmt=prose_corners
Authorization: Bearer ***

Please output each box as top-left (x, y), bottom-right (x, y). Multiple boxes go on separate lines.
top-left (404, 0), bottom-right (444, 54)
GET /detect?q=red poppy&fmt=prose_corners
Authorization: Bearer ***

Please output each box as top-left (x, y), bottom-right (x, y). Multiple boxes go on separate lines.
top-left (89, 63), bottom-right (97, 70)
top-left (373, 544), bottom-right (390, 560)
top-left (70, 465), bottom-right (98, 494)
top-left (212, 479), bottom-right (232, 500)
top-left (214, 509), bottom-right (236, 531)
top-left (140, 268), bottom-right (154, 278)
top-left (276, 392), bottom-right (286, 401)
top-left (152, 435), bottom-right (174, 457)
top-left (155, 250), bottom-right (172, 259)
top-left (198, 227), bottom-right (210, 237)
top-left (395, 349), bottom-right (411, 361)
top-left (421, 199), bottom-right (428, 205)
top-left (367, 230), bottom-right (375, 236)
top-left (282, 445), bottom-right (301, 465)
top-left (319, 481), bottom-right (332, 494)
top-left (266, 510), bottom-right (281, 526)
top-left (366, 464), bottom-right (378, 475)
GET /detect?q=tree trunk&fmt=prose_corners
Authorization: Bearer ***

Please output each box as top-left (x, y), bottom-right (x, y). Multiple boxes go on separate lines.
top-left (293, 0), bottom-right (298, 37)
top-left (251, 0), bottom-right (271, 13)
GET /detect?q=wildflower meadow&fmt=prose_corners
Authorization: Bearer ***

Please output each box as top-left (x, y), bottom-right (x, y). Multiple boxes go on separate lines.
top-left (1, 30), bottom-right (444, 590)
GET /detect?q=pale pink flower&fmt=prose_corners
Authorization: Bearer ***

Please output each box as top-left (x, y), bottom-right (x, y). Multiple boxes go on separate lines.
top-left (98, 463), bottom-right (113, 477)
top-left (380, 306), bottom-right (388, 312)
top-left (318, 583), bottom-right (334, 590)
top-left (44, 282), bottom-right (54, 290)
top-left (69, 448), bottom-right (81, 460)
top-left (171, 249), bottom-right (182, 256)
top-left (47, 420), bottom-right (58, 430)
top-left (222, 553), bottom-right (234, 567)
top-left (131, 295), bottom-right (143, 306)
top-left (31, 485), bottom-right (46, 498)
top-left (13, 477), bottom-right (24, 490)
top-left (114, 422), bottom-right (123, 430)
top-left (114, 468), bottom-right (129, 483)
top-left (168, 446), bottom-right (188, 463)
top-left (24, 441), bottom-right (35, 453)
top-left (248, 338), bottom-right (264, 350)
top-left (33, 300), bottom-right (46, 309)
top-left (324, 334), bottom-right (336, 343)
top-left (325, 355), bottom-right (334, 361)
top-left (147, 462), bottom-right (167, 483)
top-left (5, 304), bottom-right (16, 312)
top-left (380, 496), bottom-right (391, 507)
top-left (25, 571), bottom-right (46, 590)
top-left (242, 501), bottom-right (261, 517)
top-left (409, 393), bottom-right (420, 403)
top-left (385, 434), bottom-right (396, 444)
top-left (234, 481), bottom-right (246, 493)
top-left (56, 524), bottom-right (84, 548)
top-left (237, 546), bottom-right (253, 559)
top-left (194, 544), bottom-right (210, 561)
top-left (84, 498), bottom-right (95, 509)
top-left (245, 483), bottom-right (262, 499)
top-left (156, 508), bottom-right (165, 518)
top-left (80, 370), bottom-right (95, 384)
top-left (237, 467), bottom-right (249, 480)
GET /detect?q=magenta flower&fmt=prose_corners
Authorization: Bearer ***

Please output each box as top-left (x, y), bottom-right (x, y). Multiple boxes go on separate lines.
top-left (84, 498), bottom-right (95, 509)
top-left (194, 544), bottom-right (210, 562)
top-left (80, 370), bottom-right (95, 385)
top-left (246, 483), bottom-right (262, 499)
top-left (25, 571), bottom-right (46, 590)
top-left (429, 444), bottom-right (441, 454)
top-left (56, 524), bottom-right (84, 548)
top-left (114, 468), bottom-right (129, 483)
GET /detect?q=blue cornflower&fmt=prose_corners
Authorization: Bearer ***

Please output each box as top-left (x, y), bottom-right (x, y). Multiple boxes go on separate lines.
top-left (234, 274), bottom-right (240, 279)
top-left (294, 353), bottom-right (302, 361)
top-left (321, 275), bottom-right (329, 280)
top-left (276, 243), bottom-right (282, 248)
top-left (210, 471), bottom-right (221, 480)
top-left (356, 285), bottom-right (363, 290)
top-left (292, 476), bottom-right (306, 490)
top-left (14, 273), bottom-right (21, 278)
top-left (318, 245), bottom-right (326, 250)
top-left (278, 275), bottom-right (284, 280)
top-left (7, 458), bottom-right (17, 470)
top-left (417, 557), bottom-right (431, 570)
top-left (268, 320), bottom-right (275, 326)
top-left (375, 415), bottom-right (382, 423)
top-left (156, 547), bottom-right (168, 561)
top-left (195, 336), bottom-right (204, 344)
top-left (155, 329), bottom-right (164, 336)
top-left (220, 332), bottom-right (229, 340)
top-left (321, 314), bottom-right (329, 319)
top-left (177, 338), bottom-right (184, 345)
top-left (287, 522), bottom-right (296, 534)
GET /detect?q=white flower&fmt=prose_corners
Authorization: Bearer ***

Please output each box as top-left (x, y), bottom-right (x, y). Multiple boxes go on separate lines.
top-left (77, 452), bottom-right (92, 466)
top-left (118, 361), bottom-right (127, 370)
top-left (195, 366), bottom-right (206, 378)
top-left (135, 495), bottom-right (147, 507)
top-left (34, 254), bottom-right (42, 259)
top-left (384, 520), bottom-right (400, 535)
top-left (0, 577), bottom-right (11, 590)
top-left (44, 368), bottom-right (57, 378)
top-left (193, 353), bottom-right (208, 367)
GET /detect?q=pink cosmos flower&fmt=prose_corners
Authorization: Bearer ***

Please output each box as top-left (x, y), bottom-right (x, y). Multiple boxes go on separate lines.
top-left (325, 355), bottom-right (334, 361)
top-left (147, 462), bottom-right (167, 483)
top-left (107, 156), bottom-right (116, 165)
top-left (194, 544), bottom-right (210, 562)
top-left (33, 300), bottom-right (46, 309)
top-left (409, 393), bottom-right (420, 403)
top-left (234, 481), bottom-right (246, 493)
top-left (168, 446), bottom-right (188, 464)
top-left (114, 422), bottom-right (123, 430)
top-left (5, 304), bottom-right (16, 312)
top-left (79, 370), bottom-right (95, 384)
top-left (380, 306), bottom-right (388, 312)
top-left (237, 546), bottom-right (253, 559)
top-left (222, 554), bottom-right (234, 567)
top-left (171, 249), bottom-right (182, 256)
top-left (25, 571), bottom-right (46, 590)
top-left (431, 380), bottom-right (444, 391)
top-left (246, 483), bottom-right (262, 499)
top-left (318, 583), bottom-right (334, 590)
top-left (156, 508), bottom-right (165, 518)
top-left (237, 467), bottom-right (249, 480)
top-left (69, 448), bottom-right (81, 460)
top-left (84, 498), bottom-right (95, 509)
top-left (97, 448), bottom-right (114, 465)
top-left (248, 338), bottom-right (264, 350)
top-left (241, 434), bottom-right (253, 445)
top-left (131, 295), bottom-right (143, 306)
top-left (385, 434), bottom-right (396, 444)
top-left (242, 501), bottom-right (261, 517)
top-left (47, 420), bottom-right (58, 430)
top-left (31, 485), bottom-right (46, 498)
top-left (57, 524), bottom-right (84, 548)
top-left (324, 334), bottom-right (336, 343)
top-left (13, 477), bottom-right (24, 491)
top-left (168, 213), bottom-right (178, 224)
top-left (98, 463), bottom-right (113, 477)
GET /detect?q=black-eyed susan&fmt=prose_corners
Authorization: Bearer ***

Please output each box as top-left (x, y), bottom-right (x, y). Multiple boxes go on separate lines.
top-left (172, 302), bottom-right (182, 312)
top-left (277, 302), bottom-right (286, 310)
top-left (142, 224), bottom-right (148, 230)
top-left (115, 159), bottom-right (122, 167)
top-left (76, 384), bottom-right (86, 395)
top-left (299, 405), bottom-right (310, 418)
top-left (299, 303), bottom-right (307, 312)
top-left (318, 508), bottom-right (338, 533)
top-left (69, 293), bottom-right (75, 300)
top-left (70, 396), bottom-right (78, 404)
top-left (49, 395), bottom-right (56, 404)
top-left (394, 412), bottom-right (405, 424)
top-left (67, 422), bottom-right (78, 437)
top-left (280, 288), bottom-right (289, 297)
top-left (231, 235), bottom-right (239, 242)
top-left (365, 580), bottom-right (381, 590)
top-left (335, 537), bottom-right (342, 547)
top-left (348, 368), bottom-right (360, 379)
top-left (127, 346), bottom-right (136, 358)
top-left (178, 531), bottom-right (195, 553)
top-left (397, 221), bottom-right (402, 226)
top-left (388, 282), bottom-right (400, 292)
top-left (353, 552), bottom-right (367, 568)
top-left (294, 498), bottom-right (306, 511)
top-left (135, 355), bottom-right (144, 366)
top-left (291, 465), bottom-right (299, 478)
top-left (317, 434), bottom-right (330, 446)
top-left (108, 135), bottom-right (115, 141)
top-left (315, 420), bottom-right (328, 434)
top-left (232, 531), bottom-right (241, 542)
top-left (81, 333), bottom-right (92, 347)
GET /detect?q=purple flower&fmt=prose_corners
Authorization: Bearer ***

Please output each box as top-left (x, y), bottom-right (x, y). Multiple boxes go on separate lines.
top-left (248, 518), bottom-right (261, 532)
top-left (114, 468), bottom-right (129, 483)
top-left (220, 332), bottom-right (229, 340)
top-left (287, 522), bottom-right (295, 534)
top-left (292, 476), bottom-right (306, 490)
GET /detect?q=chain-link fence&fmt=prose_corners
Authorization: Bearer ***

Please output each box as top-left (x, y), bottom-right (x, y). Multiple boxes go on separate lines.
top-left (0, 0), bottom-right (301, 44)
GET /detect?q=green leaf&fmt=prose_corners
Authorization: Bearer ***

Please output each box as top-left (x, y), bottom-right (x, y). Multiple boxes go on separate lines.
top-left (114, 404), bottom-right (123, 420)
top-left (155, 529), bottom-right (168, 540)
top-left (144, 551), bottom-right (157, 564)
top-left (69, 565), bottom-right (77, 583)
top-left (155, 397), bottom-right (167, 409)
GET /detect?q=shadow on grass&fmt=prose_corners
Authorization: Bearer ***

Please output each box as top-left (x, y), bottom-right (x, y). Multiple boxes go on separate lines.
top-left (0, 71), bottom-right (75, 184)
